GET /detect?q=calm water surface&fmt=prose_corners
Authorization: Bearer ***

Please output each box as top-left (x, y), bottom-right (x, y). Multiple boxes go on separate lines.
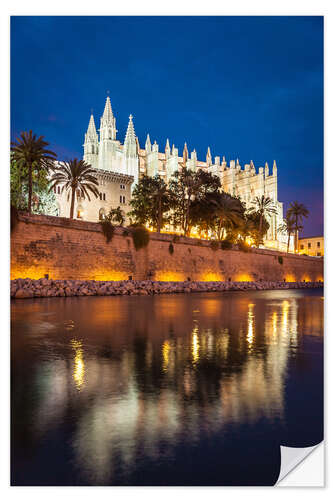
top-left (11, 289), bottom-right (323, 485)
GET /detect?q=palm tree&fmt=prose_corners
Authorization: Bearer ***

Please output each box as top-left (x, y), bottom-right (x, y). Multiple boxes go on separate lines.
top-left (248, 195), bottom-right (277, 240)
top-left (209, 192), bottom-right (244, 241)
top-left (278, 215), bottom-right (295, 253)
top-left (286, 202), bottom-right (309, 253)
top-left (11, 130), bottom-right (57, 214)
top-left (49, 159), bottom-right (99, 219)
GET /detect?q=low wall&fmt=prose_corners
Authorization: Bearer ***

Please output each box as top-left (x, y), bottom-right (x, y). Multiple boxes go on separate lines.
top-left (11, 214), bottom-right (324, 282)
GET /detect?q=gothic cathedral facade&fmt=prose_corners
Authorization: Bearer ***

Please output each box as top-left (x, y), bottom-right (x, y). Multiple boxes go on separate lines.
top-left (55, 96), bottom-right (288, 250)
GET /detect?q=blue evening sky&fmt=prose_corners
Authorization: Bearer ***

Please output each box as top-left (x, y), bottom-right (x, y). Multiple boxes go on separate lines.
top-left (11, 16), bottom-right (323, 236)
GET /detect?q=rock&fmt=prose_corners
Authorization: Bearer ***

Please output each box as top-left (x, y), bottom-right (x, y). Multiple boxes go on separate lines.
top-left (15, 288), bottom-right (33, 299)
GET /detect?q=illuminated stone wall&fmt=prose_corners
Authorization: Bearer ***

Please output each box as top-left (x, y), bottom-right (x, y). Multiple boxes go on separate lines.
top-left (11, 214), bottom-right (324, 282)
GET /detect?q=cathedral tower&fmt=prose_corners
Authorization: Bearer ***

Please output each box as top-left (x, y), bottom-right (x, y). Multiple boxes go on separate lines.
top-left (83, 114), bottom-right (98, 169)
top-left (98, 96), bottom-right (118, 170)
top-left (123, 114), bottom-right (139, 186)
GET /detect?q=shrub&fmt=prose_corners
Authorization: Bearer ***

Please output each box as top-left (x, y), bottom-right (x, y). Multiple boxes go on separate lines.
top-left (210, 240), bottom-right (219, 251)
top-left (278, 255), bottom-right (283, 265)
top-left (131, 226), bottom-right (150, 251)
top-left (122, 228), bottom-right (130, 237)
top-left (168, 243), bottom-right (174, 255)
top-left (100, 219), bottom-right (115, 243)
top-left (221, 239), bottom-right (233, 250)
top-left (173, 235), bottom-right (180, 243)
top-left (237, 240), bottom-right (251, 253)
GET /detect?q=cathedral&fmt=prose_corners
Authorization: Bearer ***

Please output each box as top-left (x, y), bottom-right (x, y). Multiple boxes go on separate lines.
top-left (55, 95), bottom-right (288, 250)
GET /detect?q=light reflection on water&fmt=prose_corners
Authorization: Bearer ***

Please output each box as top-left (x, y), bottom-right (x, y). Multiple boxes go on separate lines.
top-left (11, 289), bottom-right (323, 486)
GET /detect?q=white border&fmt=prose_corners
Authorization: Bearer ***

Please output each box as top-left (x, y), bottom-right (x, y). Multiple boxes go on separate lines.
top-left (1, 1), bottom-right (330, 497)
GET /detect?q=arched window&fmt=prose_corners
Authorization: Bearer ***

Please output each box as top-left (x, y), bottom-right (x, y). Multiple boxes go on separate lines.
top-left (99, 208), bottom-right (106, 220)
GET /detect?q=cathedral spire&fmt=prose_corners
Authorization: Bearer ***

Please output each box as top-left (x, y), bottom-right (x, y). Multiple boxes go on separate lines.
top-left (206, 146), bottom-right (212, 166)
top-left (100, 95), bottom-right (117, 141)
top-left (273, 160), bottom-right (277, 175)
top-left (102, 96), bottom-right (113, 123)
top-left (165, 138), bottom-right (171, 158)
top-left (124, 114), bottom-right (136, 143)
top-left (83, 113), bottom-right (98, 168)
top-left (123, 114), bottom-right (137, 158)
top-left (183, 142), bottom-right (188, 165)
top-left (145, 134), bottom-right (151, 153)
top-left (86, 114), bottom-right (97, 139)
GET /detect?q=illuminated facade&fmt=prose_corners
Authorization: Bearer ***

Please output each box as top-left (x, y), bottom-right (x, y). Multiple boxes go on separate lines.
top-left (299, 236), bottom-right (324, 257)
top-left (55, 95), bottom-right (288, 249)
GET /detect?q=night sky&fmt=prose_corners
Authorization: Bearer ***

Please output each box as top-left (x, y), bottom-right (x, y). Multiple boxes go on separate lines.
top-left (10, 16), bottom-right (323, 236)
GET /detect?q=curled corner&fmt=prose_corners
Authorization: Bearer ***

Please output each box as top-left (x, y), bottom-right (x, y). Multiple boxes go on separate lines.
top-left (276, 443), bottom-right (323, 485)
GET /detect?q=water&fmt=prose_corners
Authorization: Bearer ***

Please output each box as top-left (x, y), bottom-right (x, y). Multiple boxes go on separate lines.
top-left (11, 289), bottom-right (323, 486)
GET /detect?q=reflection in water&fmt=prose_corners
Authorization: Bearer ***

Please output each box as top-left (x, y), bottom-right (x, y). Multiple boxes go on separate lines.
top-left (247, 303), bottom-right (255, 346)
top-left (191, 326), bottom-right (200, 364)
top-left (11, 290), bottom-right (323, 485)
top-left (71, 339), bottom-right (85, 390)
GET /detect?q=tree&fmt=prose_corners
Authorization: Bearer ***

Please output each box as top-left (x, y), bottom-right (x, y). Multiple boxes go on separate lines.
top-left (190, 192), bottom-right (218, 238)
top-left (129, 175), bottom-right (172, 232)
top-left (49, 159), bottom-right (99, 219)
top-left (11, 131), bottom-right (57, 214)
top-left (248, 195), bottom-right (277, 241)
top-left (278, 215), bottom-right (296, 253)
top-left (169, 168), bottom-right (221, 236)
top-left (107, 206), bottom-right (125, 226)
top-left (245, 211), bottom-right (270, 247)
top-left (286, 201), bottom-right (309, 253)
top-left (31, 189), bottom-right (58, 216)
top-left (208, 191), bottom-right (245, 241)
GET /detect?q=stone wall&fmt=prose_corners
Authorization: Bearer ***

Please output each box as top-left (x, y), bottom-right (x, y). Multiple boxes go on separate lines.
top-left (11, 214), bottom-right (324, 282)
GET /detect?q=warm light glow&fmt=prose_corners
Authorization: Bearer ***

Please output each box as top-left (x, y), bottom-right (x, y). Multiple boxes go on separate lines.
top-left (199, 272), bottom-right (224, 282)
top-left (235, 273), bottom-right (253, 282)
top-left (162, 340), bottom-right (171, 372)
top-left (285, 274), bottom-right (296, 283)
top-left (301, 275), bottom-right (311, 283)
top-left (155, 271), bottom-right (186, 282)
top-left (70, 339), bottom-right (85, 390)
top-left (281, 300), bottom-right (290, 336)
top-left (271, 311), bottom-right (278, 339)
top-left (247, 303), bottom-right (255, 345)
top-left (11, 267), bottom-right (50, 280)
top-left (191, 327), bottom-right (200, 364)
top-left (87, 271), bottom-right (129, 281)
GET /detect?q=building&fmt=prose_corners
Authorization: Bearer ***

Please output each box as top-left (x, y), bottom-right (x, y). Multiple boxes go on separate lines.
top-left (299, 236), bottom-right (324, 257)
top-left (54, 96), bottom-right (134, 221)
top-left (55, 95), bottom-right (289, 250)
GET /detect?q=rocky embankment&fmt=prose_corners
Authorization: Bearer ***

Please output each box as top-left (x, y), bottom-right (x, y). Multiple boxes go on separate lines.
top-left (11, 278), bottom-right (323, 299)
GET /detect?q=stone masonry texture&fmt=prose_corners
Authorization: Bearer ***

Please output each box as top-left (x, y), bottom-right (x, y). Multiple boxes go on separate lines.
top-left (11, 214), bottom-right (324, 283)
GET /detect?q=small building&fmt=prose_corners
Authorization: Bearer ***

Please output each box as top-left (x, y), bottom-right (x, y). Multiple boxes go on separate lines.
top-left (299, 236), bottom-right (324, 257)
top-left (52, 169), bottom-right (133, 222)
